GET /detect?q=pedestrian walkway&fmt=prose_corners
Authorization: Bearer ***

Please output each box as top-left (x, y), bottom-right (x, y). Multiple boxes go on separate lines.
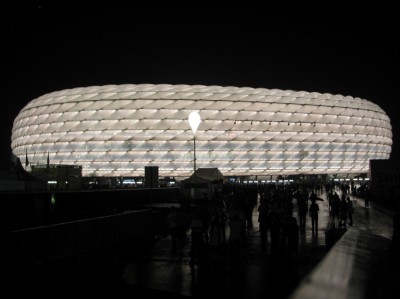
top-left (350, 195), bottom-right (397, 240)
top-left (127, 190), bottom-right (333, 298)
top-left (126, 189), bottom-right (398, 298)
top-left (289, 190), bottom-right (400, 299)
top-left (3, 188), bottom-right (396, 298)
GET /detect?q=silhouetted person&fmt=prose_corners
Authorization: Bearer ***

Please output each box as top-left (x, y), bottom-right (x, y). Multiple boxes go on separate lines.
top-left (339, 196), bottom-right (348, 229)
top-left (364, 196), bottom-right (369, 208)
top-left (229, 214), bottom-right (242, 264)
top-left (309, 199), bottom-right (319, 235)
top-left (199, 193), bottom-right (210, 243)
top-left (287, 217), bottom-right (299, 254)
top-left (270, 211), bottom-right (281, 255)
top-left (331, 192), bottom-right (340, 220)
top-left (190, 210), bottom-right (205, 266)
top-left (244, 194), bottom-right (255, 230)
top-left (167, 206), bottom-right (181, 251)
top-left (327, 191), bottom-right (334, 215)
top-left (347, 197), bottom-right (354, 226)
top-left (297, 196), bottom-right (308, 232)
top-left (258, 199), bottom-right (270, 253)
top-left (209, 200), bottom-right (225, 245)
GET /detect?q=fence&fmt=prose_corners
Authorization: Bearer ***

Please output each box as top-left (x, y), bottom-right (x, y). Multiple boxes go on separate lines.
top-left (5, 209), bottom-right (153, 262)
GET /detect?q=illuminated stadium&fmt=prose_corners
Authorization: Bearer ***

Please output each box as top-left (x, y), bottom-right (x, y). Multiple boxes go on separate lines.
top-left (11, 84), bottom-right (392, 177)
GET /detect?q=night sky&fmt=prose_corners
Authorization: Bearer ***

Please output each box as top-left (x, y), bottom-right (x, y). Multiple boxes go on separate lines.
top-left (2, 2), bottom-right (399, 171)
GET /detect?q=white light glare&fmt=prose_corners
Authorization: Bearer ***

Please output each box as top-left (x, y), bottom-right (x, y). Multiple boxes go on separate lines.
top-left (188, 111), bottom-right (201, 135)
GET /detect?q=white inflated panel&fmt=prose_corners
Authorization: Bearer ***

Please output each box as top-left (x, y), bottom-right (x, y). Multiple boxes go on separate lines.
top-left (11, 84), bottom-right (392, 177)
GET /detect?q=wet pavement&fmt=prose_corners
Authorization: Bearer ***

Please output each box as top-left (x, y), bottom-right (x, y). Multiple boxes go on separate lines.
top-left (290, 226), bottom-right (400, 299)
top-left (127, 191), bottom-right (398, 298)
top-left (350, 197), bottom-right (395, 240)
top-left (290, 195), bottom-right (400, 299)
top-left (3, 189), bottom-right (397, 298)
top-left (128, 190), bottom-right (332, 298)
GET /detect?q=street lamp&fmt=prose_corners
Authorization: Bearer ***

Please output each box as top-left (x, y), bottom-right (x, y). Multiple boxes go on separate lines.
top-left (188, 111), bottom-right (201, 173)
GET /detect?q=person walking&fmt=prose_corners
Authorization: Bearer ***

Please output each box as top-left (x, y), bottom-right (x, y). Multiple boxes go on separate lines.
top-left (229, 214), bottom-right (243, 265)
top-left (339, 195), bottom-right (348, 229)
top-left (309, 198), bottom-right (319, 235)
top-left (347, 197), bottom-right (354, 226)
top-left (167, 206), bottom-right (181, 251)
top-left (287, 216), bottom-right (299, 254)
top-left (190, 209), bottom-right (205, 266)
top-left (297, 195), bottom-right (308, 232)
top-left (258, 199), bottom-right (270, 253)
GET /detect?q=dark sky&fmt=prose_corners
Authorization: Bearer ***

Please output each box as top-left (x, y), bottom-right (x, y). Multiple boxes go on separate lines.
top-left (2, 2), bottom-right (399, 170)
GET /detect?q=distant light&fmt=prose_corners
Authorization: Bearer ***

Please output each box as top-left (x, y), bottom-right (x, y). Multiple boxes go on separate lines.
top-left (123, 179), bottom-right (135, 184)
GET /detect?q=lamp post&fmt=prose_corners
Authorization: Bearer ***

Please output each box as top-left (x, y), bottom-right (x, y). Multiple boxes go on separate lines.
top-left (188, 111), bottom-right (201, 173)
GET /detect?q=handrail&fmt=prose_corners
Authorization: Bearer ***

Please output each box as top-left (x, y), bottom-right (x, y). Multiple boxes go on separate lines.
top-left (5, 209), bottom-right (153, 262)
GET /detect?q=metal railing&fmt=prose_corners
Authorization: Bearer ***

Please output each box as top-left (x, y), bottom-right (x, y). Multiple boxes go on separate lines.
top-left (5, 209), bottom-right (153, 262)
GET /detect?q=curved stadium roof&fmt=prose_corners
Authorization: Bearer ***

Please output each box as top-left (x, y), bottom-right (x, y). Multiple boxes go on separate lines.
top-left (11, 84), bottom-right (392, 177)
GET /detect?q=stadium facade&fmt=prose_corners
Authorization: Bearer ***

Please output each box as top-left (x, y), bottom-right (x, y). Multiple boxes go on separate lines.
top-left (11, 84), bottom-right (392, 177)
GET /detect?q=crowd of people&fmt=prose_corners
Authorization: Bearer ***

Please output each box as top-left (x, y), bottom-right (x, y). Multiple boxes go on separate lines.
top-left (326, 190), bottom-right (354, 228)
top-left (164, 182), bottom-right (357, 269)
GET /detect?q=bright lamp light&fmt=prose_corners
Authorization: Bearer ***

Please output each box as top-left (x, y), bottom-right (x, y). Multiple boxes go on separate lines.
top-left (188, 111), bottom-right (201, 134)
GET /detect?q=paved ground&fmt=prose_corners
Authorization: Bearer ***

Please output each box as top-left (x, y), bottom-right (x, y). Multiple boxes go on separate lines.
top-left (127, 190), bottom-right (397, 298)
top-left (290, 226), bottom-right (400, 299)
top-left (127, 190), bottom-right (332, 298)
top-left (3, 188), bottom-right (396, 298)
